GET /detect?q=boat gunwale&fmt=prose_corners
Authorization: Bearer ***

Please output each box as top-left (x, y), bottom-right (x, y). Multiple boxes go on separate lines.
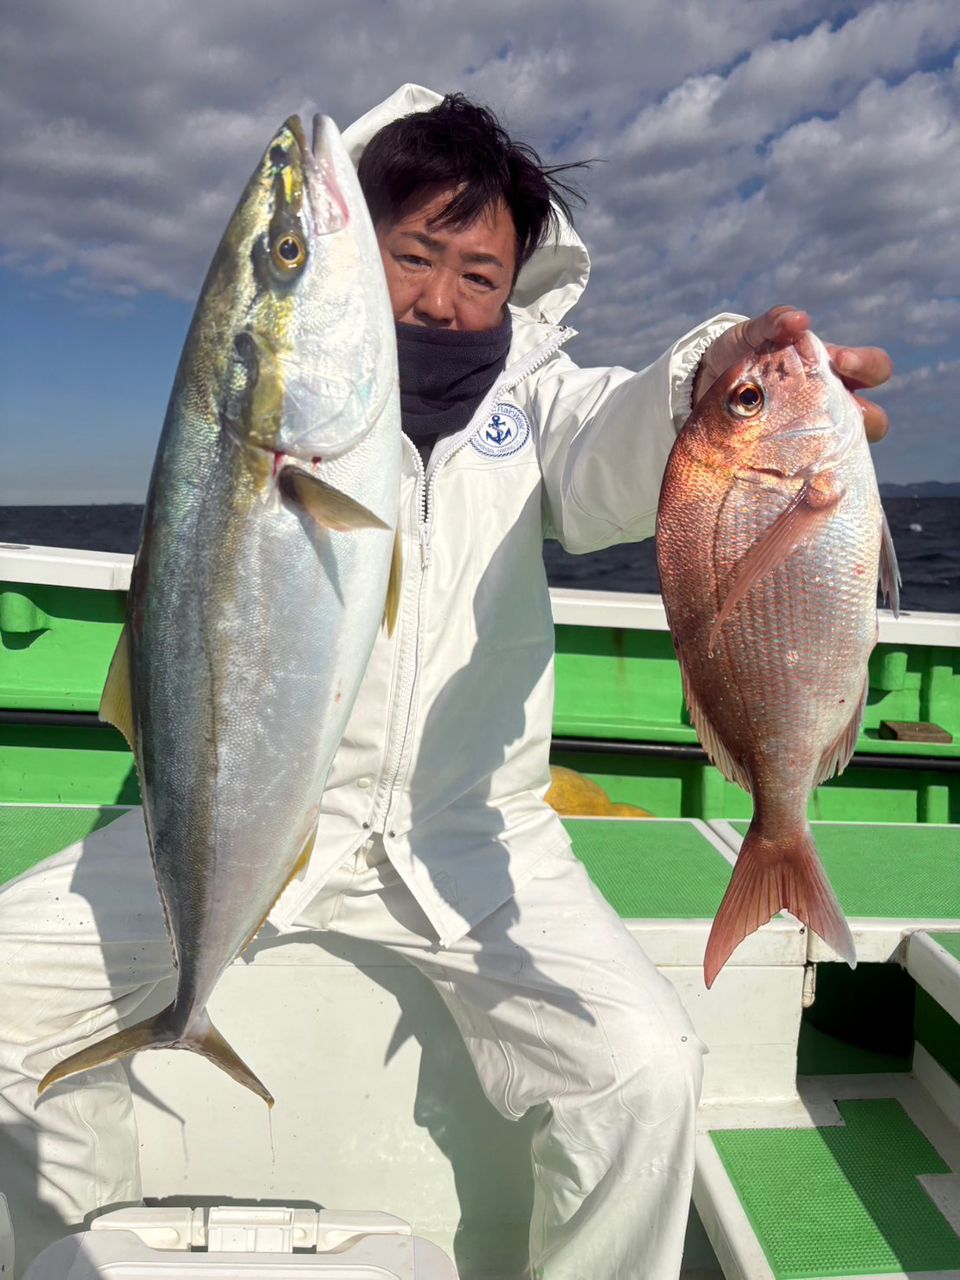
top-left (2, 543), bottom-right (958, 648)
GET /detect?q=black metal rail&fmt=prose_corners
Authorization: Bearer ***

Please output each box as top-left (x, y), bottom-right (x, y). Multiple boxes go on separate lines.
top-left (2, 710), bottom-right (957, 773)
top-left (1, 710), bottom-right (103, 728)
top-left (552, 735), bottom-right (960, 773)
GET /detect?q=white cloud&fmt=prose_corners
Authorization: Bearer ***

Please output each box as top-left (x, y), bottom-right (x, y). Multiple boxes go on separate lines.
top-left (1, 0), bottom-right (958, 484)
top-left (0, 0), bottom-right (864, 300)
top-left (870, 357), bottom-right (960, 483)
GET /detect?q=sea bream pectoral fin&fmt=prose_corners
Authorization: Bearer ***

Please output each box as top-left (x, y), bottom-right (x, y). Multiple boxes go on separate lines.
top-left (708, 476), bottom-right (842, 654)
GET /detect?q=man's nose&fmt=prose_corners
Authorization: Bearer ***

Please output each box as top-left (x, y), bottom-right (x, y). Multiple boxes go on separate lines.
top-left (413, 270), bottom-right (456, 327)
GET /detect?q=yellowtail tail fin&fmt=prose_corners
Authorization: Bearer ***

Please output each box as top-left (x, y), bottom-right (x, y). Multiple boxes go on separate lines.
top-left (37, 1006), bottom-right (273, 1107)
top-left (704, 825), bottom-right (855, 988)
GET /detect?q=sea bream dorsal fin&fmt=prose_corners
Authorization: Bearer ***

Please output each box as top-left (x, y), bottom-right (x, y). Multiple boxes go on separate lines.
top-left (99, 625), bottom-right (137, 757)
top-left (880, 511), bottom-right (901, 616)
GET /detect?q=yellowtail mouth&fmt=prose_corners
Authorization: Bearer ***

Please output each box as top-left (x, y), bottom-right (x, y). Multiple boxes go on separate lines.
top-left (283, 112), bottom-right (349, 235)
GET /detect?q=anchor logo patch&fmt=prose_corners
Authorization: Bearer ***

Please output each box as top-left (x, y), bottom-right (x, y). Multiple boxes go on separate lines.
top-left (471, 402), bottom-right (531, 459)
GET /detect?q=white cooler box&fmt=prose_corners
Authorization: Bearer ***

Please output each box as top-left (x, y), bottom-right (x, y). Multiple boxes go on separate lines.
top-left (22, 1207), bottom-right (458, 1279)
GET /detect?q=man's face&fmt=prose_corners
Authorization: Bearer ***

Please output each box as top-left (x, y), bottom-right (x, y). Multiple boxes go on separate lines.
top-left (376, 188), bottom-right (518, 331)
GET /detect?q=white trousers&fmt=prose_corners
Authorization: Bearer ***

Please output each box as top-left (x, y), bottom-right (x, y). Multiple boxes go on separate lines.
top-left (0, 811), bottom-right (704, 1279)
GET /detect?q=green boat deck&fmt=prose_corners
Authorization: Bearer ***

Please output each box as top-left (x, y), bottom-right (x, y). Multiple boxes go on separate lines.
top-left (711, 1099), bottom-right (960, 1277)
top-left (7, 805), bottom-right (957, 922)
top-left (3, 807), bottom-right (960, 1279)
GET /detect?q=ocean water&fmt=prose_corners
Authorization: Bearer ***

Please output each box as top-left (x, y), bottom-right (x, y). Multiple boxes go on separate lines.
top-left (1, 496), bottom-right (958, 614)
top-left (544, 496), bottom-right (960, 615)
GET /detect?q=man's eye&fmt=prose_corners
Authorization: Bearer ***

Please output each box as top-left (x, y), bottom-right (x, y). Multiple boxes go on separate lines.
top-left (466, 274), bottom-right (494, 289)
top-left (399, 254), bottom-right (429, 267)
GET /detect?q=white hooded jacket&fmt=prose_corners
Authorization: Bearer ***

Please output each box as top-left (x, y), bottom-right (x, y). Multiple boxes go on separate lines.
top-left (272, 85), bottom-right (740, 944)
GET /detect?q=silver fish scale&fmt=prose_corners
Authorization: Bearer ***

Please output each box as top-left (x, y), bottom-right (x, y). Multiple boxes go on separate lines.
top-left (135, 421), bottom-right (394, 1012)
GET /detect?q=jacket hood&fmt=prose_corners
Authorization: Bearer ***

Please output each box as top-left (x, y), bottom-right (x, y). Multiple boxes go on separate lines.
top-left (341, 83), bottom-right (591, 327)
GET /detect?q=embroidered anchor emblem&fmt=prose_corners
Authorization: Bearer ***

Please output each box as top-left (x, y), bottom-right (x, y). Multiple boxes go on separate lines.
top-left (471, 401), bottom-right (531, 458)
top-left (486, 414), bottom-right (513, 446)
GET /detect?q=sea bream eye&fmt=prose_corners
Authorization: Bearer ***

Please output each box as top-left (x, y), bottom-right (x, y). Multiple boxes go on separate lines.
top-left (728, 381), bottom-right (764, 418)
top-left (271, 232), bottom-right (306, 271)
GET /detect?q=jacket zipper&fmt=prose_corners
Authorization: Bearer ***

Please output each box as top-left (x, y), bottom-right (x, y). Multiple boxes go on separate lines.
top-left (420, 324), bottom-right (575, 543)
top-left (370, 323), bottom-right (574, 836)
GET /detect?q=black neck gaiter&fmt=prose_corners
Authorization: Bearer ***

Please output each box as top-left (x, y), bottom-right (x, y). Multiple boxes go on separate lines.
top-left (396, 311), bottom-right (513, 464)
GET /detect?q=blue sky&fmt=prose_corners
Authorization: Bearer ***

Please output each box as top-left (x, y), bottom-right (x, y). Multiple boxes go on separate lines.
top-left (1, 0), bottom-right (959, 502)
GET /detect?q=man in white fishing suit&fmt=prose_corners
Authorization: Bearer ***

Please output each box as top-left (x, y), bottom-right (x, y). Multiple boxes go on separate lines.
top-left (0, 85), bottom-right (892, 1279)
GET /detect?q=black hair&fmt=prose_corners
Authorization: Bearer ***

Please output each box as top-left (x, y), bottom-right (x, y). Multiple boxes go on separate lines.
top-left (357, 93), bottom-right (588, 276)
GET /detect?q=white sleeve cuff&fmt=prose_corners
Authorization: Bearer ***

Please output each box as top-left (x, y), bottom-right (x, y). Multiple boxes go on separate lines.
top-left (668, 312), bottom-right (746, 426)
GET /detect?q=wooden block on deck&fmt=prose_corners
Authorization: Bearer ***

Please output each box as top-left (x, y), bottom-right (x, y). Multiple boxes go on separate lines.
top-left (879, 719), bottom-right (953, 743)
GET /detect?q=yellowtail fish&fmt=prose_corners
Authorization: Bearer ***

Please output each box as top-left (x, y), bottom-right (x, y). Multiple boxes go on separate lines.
top-left (39, 114), bottom-right (402, 1105)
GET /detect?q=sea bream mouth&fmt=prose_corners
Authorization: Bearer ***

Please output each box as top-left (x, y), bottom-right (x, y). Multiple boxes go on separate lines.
top-left (750, 333), bottom-right (862, 466)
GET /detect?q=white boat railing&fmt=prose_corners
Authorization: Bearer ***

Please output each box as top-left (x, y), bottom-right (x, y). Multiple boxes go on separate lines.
top-left (3, 542), bottom-right (959, 648)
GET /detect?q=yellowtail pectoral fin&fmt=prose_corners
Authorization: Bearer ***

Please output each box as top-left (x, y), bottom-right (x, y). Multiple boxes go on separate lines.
top-left (38, 1004), bottom-right (274, 1108)
top-left (280, 466), bottom-right (389, 532)
top-left (708, 479), bottom-right (841, 653)
top-left (99, 625), bottom-right (137, 756)
top-left (383, 528), bottom-right (403, 636)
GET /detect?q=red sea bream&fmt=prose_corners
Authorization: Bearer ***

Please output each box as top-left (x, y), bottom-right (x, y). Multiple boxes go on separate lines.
top-left (657, 332), bottom-right (899, 987)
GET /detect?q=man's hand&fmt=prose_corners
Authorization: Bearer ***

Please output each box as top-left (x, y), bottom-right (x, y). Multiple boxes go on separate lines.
top-left (693, 305), bottom-right (892, 443)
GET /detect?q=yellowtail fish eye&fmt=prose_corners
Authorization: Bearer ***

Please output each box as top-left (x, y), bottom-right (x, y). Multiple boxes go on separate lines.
top-left (271, 232), bottom-right (306, 271)
top-left (728, 381), bottom-right (765, 418)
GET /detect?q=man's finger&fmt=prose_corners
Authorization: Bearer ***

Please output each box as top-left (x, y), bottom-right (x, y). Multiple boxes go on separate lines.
top-left (829, 345), bottom-right (893, 390)
top-left (856, 394), bottom-right (889, 444)
top-left (742, 306), bottom-right (807, 351)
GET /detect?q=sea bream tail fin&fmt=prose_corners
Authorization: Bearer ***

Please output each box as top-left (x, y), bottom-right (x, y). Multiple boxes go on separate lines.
top-left (38, 1005), bottom-right (274, 1108)
top-left (704, 824), bottom-right (855, 988)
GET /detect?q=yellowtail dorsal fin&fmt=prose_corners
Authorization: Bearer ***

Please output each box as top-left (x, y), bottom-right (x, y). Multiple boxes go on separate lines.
top-left (99, 626), bottom-right (137, 755)
top-left (280, 466), bottom-right (389, 532)
top-left (384, 528), bottom-right (402, 636)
